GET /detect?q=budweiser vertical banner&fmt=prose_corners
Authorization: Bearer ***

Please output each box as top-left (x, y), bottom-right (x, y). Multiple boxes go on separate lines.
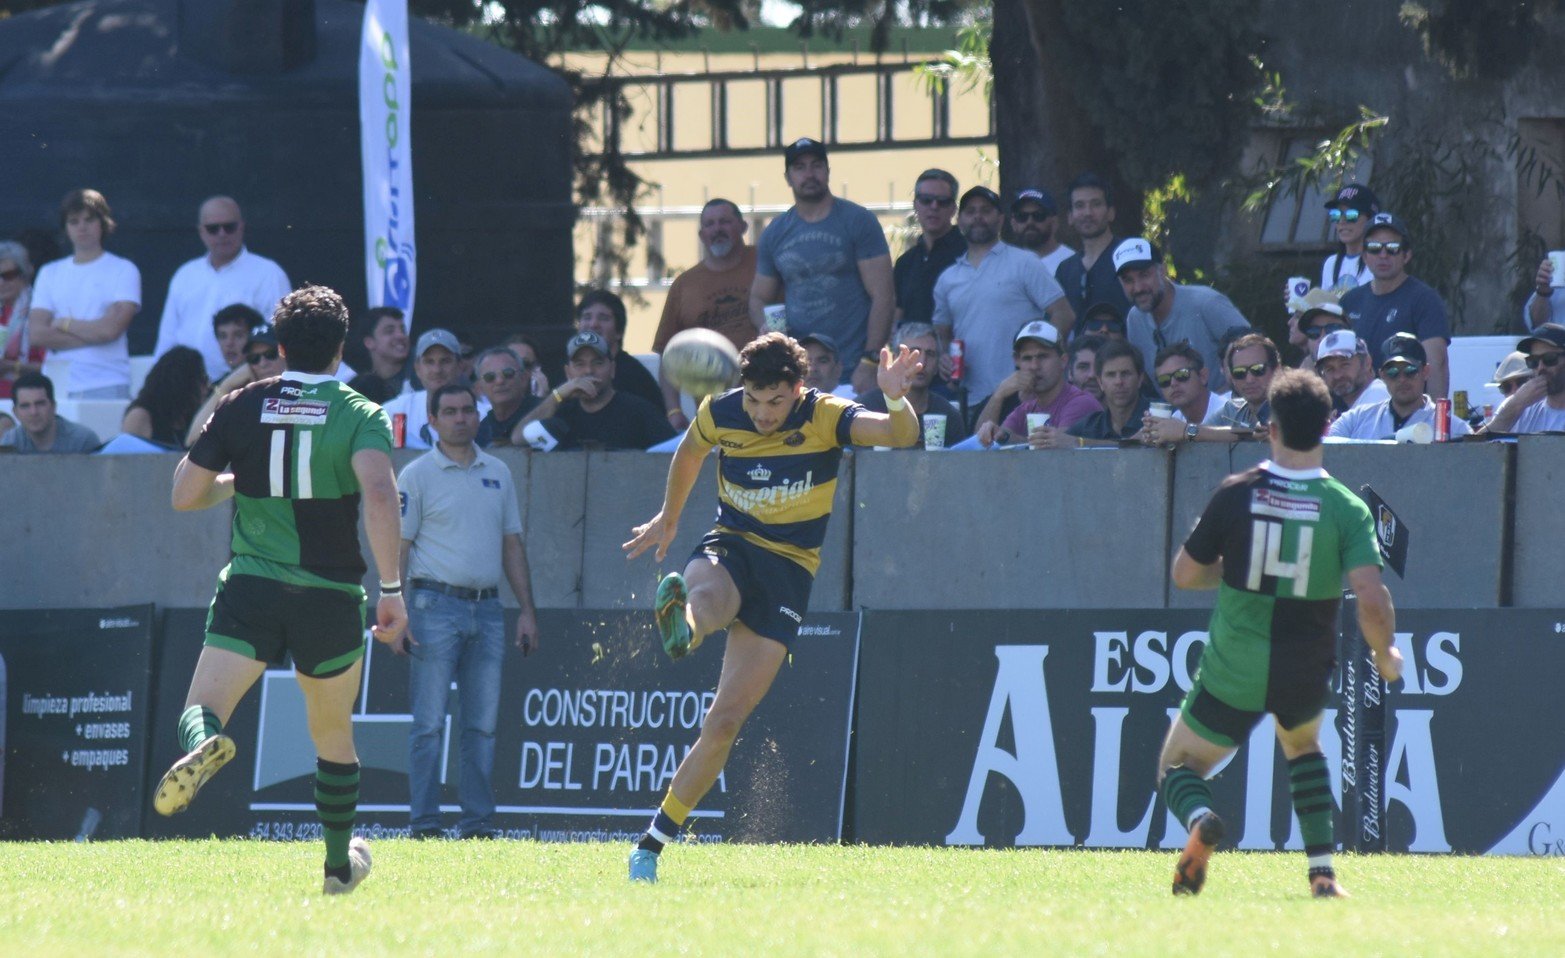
top-left (359, 0), bottom-right (416, 328)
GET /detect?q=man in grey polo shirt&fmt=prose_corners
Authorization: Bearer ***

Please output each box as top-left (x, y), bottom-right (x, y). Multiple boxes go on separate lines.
top-left (933, 185), bottom-right (1075, 415)
top-left (396, 383), bottom-right (540, 839)
top-left (1118, 237), bottom-right (1251, 394)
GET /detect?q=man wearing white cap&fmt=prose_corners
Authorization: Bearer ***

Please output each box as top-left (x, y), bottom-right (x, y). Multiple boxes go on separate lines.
top-left (974, 320), bottom-right (1101, 447)
top-left (1314, 329), bottom-right (1386, 413)
top-left (383, 329), bottom-right (490, 450)
top-left (1116, 237), bottom-right (1251, 393)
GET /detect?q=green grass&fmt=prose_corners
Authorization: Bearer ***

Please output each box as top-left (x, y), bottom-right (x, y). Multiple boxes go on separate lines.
top-left (3, 841), bottom-right (1563, 956)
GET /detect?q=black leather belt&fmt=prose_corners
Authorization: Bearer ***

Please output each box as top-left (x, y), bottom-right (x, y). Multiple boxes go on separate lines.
top-left (409, 578), bottom-right (498, 601)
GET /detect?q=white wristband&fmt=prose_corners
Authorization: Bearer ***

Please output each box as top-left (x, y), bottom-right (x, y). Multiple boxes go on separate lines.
top-left (379, 580), bottom-right (402, 594)
top-left (885, 394), bottom-right (907, 411)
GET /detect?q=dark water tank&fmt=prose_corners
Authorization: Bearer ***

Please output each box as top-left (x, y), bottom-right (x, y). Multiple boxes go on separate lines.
top-left (0, 0), bottom-right (576, 355)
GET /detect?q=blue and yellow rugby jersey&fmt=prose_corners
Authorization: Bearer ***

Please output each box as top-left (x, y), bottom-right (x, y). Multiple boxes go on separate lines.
top-left (691, 387), bottom-right (862, 575)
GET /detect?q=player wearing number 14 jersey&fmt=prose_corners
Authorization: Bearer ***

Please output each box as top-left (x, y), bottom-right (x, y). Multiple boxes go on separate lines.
top-left (1157, 369), bottom-right (1403, 899)
top-left (152, 285), bottom-right (408, 894)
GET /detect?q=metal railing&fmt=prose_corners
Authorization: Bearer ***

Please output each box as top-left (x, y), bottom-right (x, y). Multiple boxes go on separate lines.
top-left (589, 59), bottom-right (995, 161)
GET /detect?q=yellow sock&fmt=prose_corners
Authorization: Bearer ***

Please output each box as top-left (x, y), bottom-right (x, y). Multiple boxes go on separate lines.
top-left (660, 788), bottom-right (693, 828)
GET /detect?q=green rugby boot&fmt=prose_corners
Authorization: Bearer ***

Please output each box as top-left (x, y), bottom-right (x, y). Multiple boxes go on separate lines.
top-left (654, 572), bottom-right (693, 660)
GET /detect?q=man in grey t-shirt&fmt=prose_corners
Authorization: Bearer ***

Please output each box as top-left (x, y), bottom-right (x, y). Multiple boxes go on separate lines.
top-left (395, 383), bottom-right (539, 839)
top-left (750, 137), bottom-right (894, 396)
top-left (1116, 238), bottom-right (1251, 394)
top-left (0, 372), bottom-right (100, 453)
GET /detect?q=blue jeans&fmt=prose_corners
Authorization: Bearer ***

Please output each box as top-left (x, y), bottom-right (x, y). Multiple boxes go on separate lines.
top-left (407, 588), bottom-right (505, 835)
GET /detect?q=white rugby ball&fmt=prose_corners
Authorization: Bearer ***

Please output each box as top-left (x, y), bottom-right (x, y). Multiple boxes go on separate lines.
top-left (662, 329), bottom-right (741, 398)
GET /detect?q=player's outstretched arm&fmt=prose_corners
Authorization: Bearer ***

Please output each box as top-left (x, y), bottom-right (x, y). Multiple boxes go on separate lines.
top-left (848, 346), bottom-right (923, 448)
top-left (1348, 564), bottom-right (1402, 683)
top-left (624, 426), bottom-right (711, 562)
top-left (353, 448), bottom-right (408, 649)
top-left (1171, 547), bottom-right (1222, 590)
top-left (171, 456), bottom-right (234, 512)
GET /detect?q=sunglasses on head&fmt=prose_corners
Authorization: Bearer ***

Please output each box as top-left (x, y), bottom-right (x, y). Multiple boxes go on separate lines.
top-left (1155, 367), bottom-right (1197, 388)
top-left (1230, 363), bottom-right (1270, 381)
top-left (914, 193), bottom-right (955, 208)
top-left (1012, 210), bottom-right (1051, 223)
top-left (0, 267), bottom-right (22, 282)
top-left (1380, 361), bottom-right (1422, 378)
top-left (1364, 241), bottom-right (1404, 256)
top-left (1327, 208), bottom-right (1363, 223)
top-left (247, 348), bottom-right (279, 365)
top-left (481, 367), bottom-right (520, 383)
top-left (203, 221), bottom-right (240, 236)
top-left (1303, 323), bottom-right (1348, 340)
top-left (1525, 351), bottom-right (1564, 370)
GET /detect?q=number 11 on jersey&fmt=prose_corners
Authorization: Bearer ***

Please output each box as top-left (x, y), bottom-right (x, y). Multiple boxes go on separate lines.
top-left (269, 429), bottom-right (314, 498)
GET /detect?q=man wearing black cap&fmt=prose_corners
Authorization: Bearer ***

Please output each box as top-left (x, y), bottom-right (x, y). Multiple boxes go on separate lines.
top-left (1320, 184), bottom-right (1379, 292)
top-left (932, 185), bottom-right (1074, 418)
top-left (750, 137), bottom-right (894, 398)
top-left (1479, 323), bottom-right (1565, 434)
top-left (1008, 187), bottom-right (1074, 276)
top-left (1116, 237), bottom-right (1251, 394)
top-left (511, 331), bottom-right (674, 451)
top-left (1055, 172), bottom-right (1133, 324)
top-left (1339, 212), bottom-right (1450, 398)
top-left (1327, 332), bottom-right (1469, 440)
top-left (892, 169), bottom-right (966, 329)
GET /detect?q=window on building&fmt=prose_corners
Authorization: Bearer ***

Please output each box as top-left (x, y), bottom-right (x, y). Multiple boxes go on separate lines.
top-left (1258, 136), bottom-right (1374, 249)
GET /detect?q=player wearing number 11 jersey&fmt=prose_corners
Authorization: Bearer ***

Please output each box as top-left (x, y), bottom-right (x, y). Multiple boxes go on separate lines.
top-left (152, 285), bottom-right (408, 894)
top-left (1157, 368), bottom-right (1403, 899)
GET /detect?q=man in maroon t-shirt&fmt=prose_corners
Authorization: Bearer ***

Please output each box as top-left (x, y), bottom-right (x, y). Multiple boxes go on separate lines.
top-left (975, 320), bottom-right (1102, 446)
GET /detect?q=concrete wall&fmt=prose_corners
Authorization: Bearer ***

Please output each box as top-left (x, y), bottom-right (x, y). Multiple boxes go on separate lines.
top-left (0, 441), bottom-right (1537, 612)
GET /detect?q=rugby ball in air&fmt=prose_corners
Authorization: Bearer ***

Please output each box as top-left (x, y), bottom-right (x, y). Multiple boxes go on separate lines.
top-left (662, 329), bottom-right (741, 398)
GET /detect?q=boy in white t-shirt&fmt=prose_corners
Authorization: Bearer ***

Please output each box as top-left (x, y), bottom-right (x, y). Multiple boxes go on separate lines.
top-left (27, 188), bottom-right (141, 398)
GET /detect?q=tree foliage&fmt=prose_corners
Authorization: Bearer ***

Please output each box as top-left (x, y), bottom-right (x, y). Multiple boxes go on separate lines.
top-left (1024, 0), bottom-right (1263, 195)
top-left (1401, 0), bottom-right (1565, 80)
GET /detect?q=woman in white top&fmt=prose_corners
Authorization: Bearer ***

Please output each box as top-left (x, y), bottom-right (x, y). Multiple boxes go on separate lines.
top-left (27, 189), bottom-right (141, 399)
top-left (1319, 183), bottom-right (1379, 293)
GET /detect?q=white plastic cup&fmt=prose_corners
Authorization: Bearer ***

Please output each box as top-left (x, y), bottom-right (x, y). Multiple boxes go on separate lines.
top-left (922, 414), bottom-right (947, 449)
top-left (1149, 402), bottom-right (1174, 419)
top-left (763, 304), bottom-right (788, 332)
top-left (1026, 412), bottom-right (1050, 432)
top-left (1549, 251), bottom-right (1565, 288)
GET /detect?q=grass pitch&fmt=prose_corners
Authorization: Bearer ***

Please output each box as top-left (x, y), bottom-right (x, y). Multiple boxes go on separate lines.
top-left (3, 840), bottom-right (1562, 957)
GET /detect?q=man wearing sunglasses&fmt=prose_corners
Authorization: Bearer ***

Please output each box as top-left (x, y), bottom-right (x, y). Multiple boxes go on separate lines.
top-left (1142, 342), bottom-right (1225, 445)
top-left (1339, 213), bottom-right (1450, 399)
top-left (474, 346), bottom-right (542, 447)
top-left (1314, 330), bottom-right (1386, 413)
top-left (892, 170), bottom-right (965, 330)
top-left (1319, 184), bottom-right (1378, 292)
top-left (1479, 325), bottom-right (1565, 434)
top-left (1328, 333), bottom-right (1469, 440)
top-left (155, 196), bottom-right (291, 381)
top-left (1288, 289), bottom-right (1347, 368)
top-left (183, 324), bottom-right (288, 447)
top-left (1008, 187), bottom-right (1074, 276)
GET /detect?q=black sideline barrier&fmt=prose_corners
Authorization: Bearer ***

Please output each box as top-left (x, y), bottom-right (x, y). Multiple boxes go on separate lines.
top-left (853, 609), bottom-right (1565, 855)
top-left (0, 606), bottom-right (156, 840)
top-left (141, 609), bottom-right (858, 843)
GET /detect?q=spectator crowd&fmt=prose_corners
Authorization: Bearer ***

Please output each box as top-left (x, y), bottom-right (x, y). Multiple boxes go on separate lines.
top-left (5, 147), bottom-right (1565, 457)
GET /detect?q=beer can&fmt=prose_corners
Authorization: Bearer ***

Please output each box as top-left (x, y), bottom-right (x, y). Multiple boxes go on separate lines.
top-left (948, 339), bottom-right (965, 382)
top-left (1433, 398), bottom-right (1451, 442)
top-left (392, 412), bottom-right (407, 448)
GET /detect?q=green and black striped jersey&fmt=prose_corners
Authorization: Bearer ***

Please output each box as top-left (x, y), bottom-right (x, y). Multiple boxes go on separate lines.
top-left (189, 372), bottom-right (392, 592)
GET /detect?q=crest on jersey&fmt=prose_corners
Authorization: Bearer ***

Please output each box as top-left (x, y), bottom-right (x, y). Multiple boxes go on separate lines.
top-left (783, 432), bottom-right (806, 447)
top-left (747, 464), bottom-right (772, 483)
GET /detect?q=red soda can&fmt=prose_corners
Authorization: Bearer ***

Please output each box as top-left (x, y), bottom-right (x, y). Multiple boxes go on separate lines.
top-left (1434, 398), bottom-right (1451, 442)
top-left (392, 412), bottom-right (407, 448)
top-left (948, 339), bottom-right (965, 381)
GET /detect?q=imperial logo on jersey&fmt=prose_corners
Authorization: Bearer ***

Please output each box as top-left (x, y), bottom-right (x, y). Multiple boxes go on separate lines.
top-left (691, 387), bottom-right (860, 575)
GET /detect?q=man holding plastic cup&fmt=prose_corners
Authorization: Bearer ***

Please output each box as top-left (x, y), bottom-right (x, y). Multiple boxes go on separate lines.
top-left (975, 320), bottom-right (1101, 447)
